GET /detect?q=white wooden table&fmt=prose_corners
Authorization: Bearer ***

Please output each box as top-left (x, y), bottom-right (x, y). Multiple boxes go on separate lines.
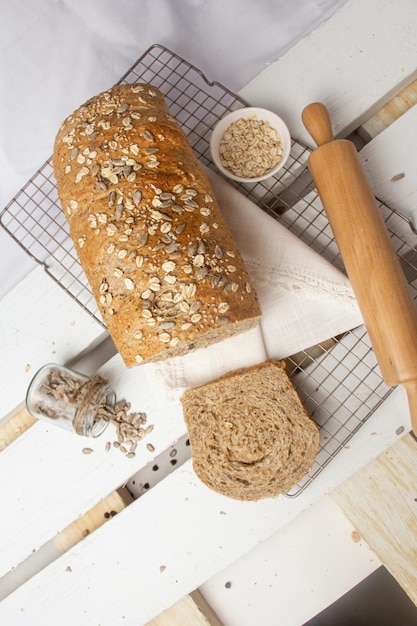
top-left (1, 1), bottom-right (417, 624)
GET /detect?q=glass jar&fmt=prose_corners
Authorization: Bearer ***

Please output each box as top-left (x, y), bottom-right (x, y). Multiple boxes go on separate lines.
top-left (26, 363), bottom-right (114, 437)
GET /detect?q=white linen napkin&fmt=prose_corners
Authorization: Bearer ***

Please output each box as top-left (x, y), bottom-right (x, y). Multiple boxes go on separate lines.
top-left (145, 170), bottom-right (363, 404)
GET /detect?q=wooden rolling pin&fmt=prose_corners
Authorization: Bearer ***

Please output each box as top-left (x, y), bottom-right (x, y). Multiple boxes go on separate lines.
top-left (302, 102), bottom-right (417, 435)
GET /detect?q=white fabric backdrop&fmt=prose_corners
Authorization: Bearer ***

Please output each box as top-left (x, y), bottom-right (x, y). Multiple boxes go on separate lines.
top-left (0, 0), bottom-right (345, 298)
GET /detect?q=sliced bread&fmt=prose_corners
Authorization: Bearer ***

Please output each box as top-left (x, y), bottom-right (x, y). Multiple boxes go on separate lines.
top-left (180, 359), bottom-right (319, 500)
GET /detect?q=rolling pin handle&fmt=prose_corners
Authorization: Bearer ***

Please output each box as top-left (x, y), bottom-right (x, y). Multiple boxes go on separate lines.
top-left (404, 381), bottom-right (417, 436)
top-left (302, 102), bottom-right (335, 147)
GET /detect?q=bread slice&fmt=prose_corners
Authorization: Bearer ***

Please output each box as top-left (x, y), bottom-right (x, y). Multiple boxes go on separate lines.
top-left (180, 360), bottom-right (319, 500)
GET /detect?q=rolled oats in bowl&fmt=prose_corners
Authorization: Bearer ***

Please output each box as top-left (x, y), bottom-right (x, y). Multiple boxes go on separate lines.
top-left (210, 107), bottom-right (291, 183)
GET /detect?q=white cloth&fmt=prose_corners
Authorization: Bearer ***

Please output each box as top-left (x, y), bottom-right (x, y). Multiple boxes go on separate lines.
top-left (147, 324), bottom-right (268, 404)
top-left (146, 172), bottom-right (363, 404)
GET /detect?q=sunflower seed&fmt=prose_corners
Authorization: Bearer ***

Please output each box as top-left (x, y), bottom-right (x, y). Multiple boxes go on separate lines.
top-left (189, 300), bottom-right (202, 314)
top-left (137, 232), bottom-right (148, 246)
top-left (159, 321), bottom-right (175, 330)
top-left (108, 191), bottom-right (116, 207)
top-left (196, 267), bottom-right (208, 280)
top-left (214, 245), bottom-right (223, 259)
top-left (96, 181), bottom-right (108, 193)
top-left (143, 130), bottom-right (154, 141)
top-left (197, 240), bottom-right (206, 254)
top-left (133, 190), bottom-right (142, 206)
top-left (165, 242), bottom-right (180, 254)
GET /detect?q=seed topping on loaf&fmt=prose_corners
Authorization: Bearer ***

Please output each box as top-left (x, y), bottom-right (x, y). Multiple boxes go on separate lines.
top-left (53, 84), bottom-right (261, 366)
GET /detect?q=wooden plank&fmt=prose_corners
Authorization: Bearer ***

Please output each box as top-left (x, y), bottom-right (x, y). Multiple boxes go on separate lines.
top-left (332, 433), bottom-right (417, 605)
top-left (52, 488), bottom-right (133, 554)
top-left (199, 495), bottom-right (381, 626)
top-left (0, 406), bottom-right (36, 450)
top-left (0, 487), bottom-right (134, 603)
top-left (359, 104), bottom-right (417, 227)
top-left (48, 447), bottom-right (224, 625)
top-left (55, 487), bottom-right (221, 626)
top-left (358, 78), bottom-right (417, 140)
top-left (239, 0), bottom-right (417, 147)
top-left (146, 592), bottom-right (223, 626)
top-left (1, 473), bottom-right (220, 626)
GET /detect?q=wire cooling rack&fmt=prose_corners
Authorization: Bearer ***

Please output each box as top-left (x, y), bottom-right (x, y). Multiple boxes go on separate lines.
top-left (2, 44), bottom-right (416, 497)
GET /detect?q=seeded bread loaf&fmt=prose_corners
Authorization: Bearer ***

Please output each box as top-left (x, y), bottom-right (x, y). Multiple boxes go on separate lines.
top-left (180, 360), bottom-right (320, 500)
top-left (53, 84), bottom-right (261, 366)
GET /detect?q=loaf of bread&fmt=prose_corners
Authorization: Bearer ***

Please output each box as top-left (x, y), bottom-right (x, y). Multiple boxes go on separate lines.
top-left (53, 84), bottom-right (261, 366)
top-left (180, 360), bottom-right (320, 500)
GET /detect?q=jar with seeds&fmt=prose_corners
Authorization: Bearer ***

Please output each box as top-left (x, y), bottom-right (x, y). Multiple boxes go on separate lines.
top-left (26, 364), bottom-right (115, 437)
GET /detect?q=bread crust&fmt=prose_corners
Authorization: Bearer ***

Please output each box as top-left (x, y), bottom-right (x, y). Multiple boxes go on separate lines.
top-left (53, 84), bottom-right (261, 366)
top-left (181, 360), bottom-right (320, 500)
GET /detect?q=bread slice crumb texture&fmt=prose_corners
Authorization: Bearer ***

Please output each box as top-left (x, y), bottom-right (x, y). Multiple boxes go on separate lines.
top-left (181, 360), bottom-right (319, 501)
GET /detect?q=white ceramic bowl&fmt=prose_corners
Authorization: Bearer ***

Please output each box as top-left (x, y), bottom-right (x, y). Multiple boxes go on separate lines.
top-left (209, 107), bottom-right (291, 183)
